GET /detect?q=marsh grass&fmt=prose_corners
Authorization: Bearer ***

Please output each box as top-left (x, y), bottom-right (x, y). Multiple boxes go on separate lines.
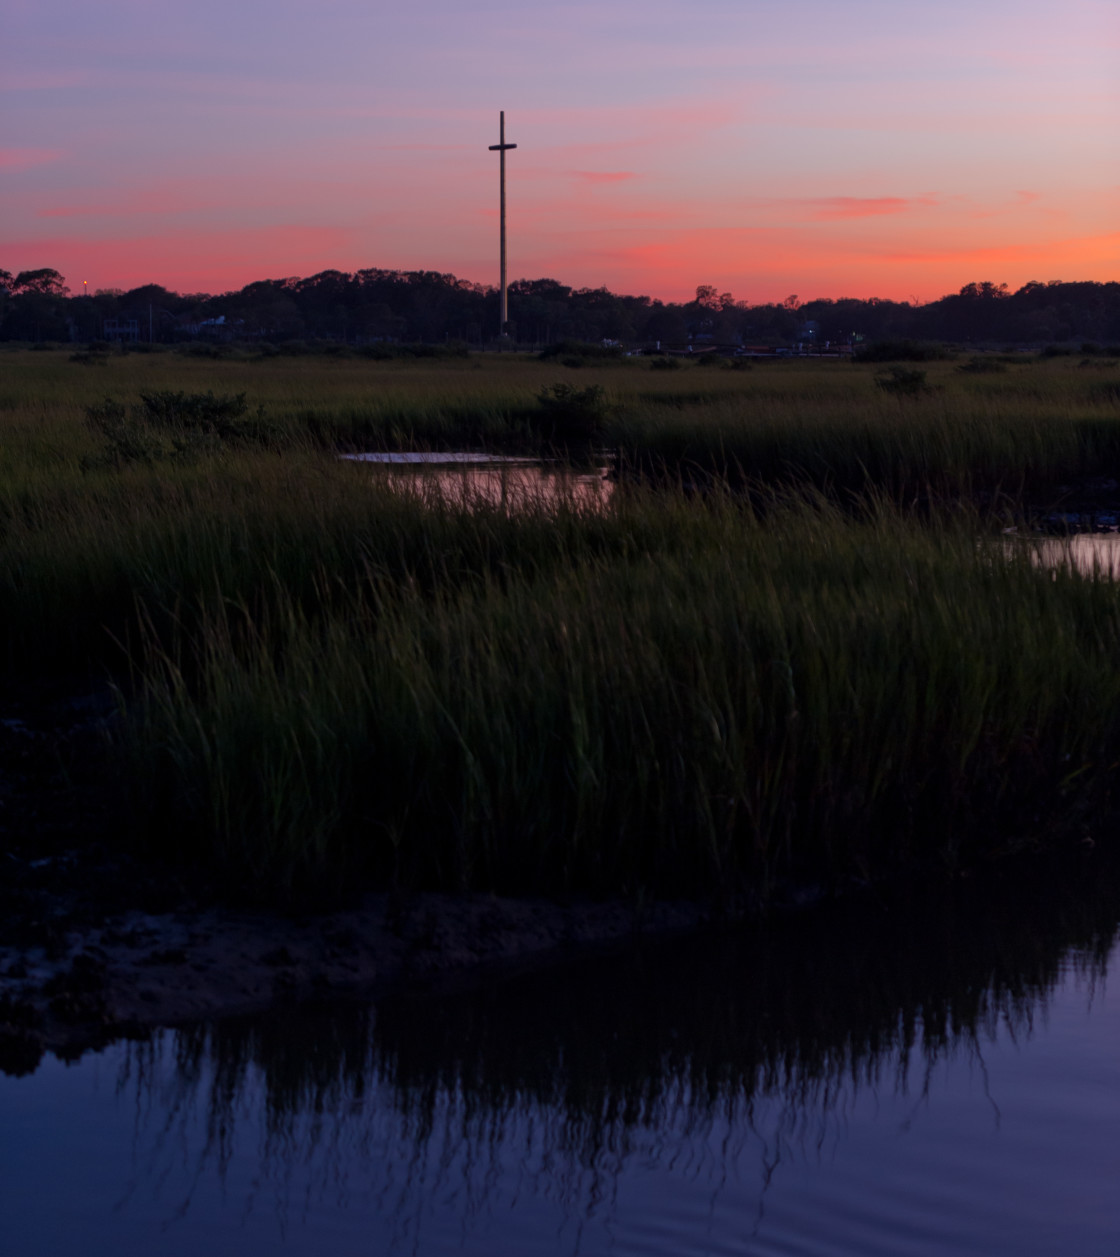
top-left (3, 348), bottom-right (1117, 483)
top-left (118, 490), bottom-right (1120, 899)
top-left (3, 350), bottom-right (1120, 900)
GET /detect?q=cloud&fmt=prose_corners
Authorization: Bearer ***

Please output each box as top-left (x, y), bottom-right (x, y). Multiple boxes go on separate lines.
top-left (0, 71), bottom-right (91, 92)
top-left (801, 196), bottom-right (938, 221)
top-left (36, 182), bottom-right (222, 220)
top-left (0, 148), bottom-right (67, 172)
top-left (571, 171), bottom-right (638, 186)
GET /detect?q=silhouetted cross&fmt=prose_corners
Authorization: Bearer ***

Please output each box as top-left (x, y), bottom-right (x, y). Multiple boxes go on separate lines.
top-left (488, 111), bottom-right (517, 338)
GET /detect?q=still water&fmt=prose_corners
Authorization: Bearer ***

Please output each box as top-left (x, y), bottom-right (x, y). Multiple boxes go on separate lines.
top-left (342, 452), bottom-right (614, 511)
top-left (1033, 533), bottom-right (1120, 578)
top-left (342, 457), bottom-right (1120, 580)
top-left (3, 862), bottom-right (1120, 1255)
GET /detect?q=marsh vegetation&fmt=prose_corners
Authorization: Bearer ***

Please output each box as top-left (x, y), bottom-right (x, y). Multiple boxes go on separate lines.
top-left (3, 347), bottom-right (1120, 901)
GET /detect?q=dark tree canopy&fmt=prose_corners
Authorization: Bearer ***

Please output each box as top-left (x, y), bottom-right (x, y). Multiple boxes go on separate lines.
top-left (12, 268), bottom-right (69, 296)
top-left (2, 263), bottom-right (1118, 348)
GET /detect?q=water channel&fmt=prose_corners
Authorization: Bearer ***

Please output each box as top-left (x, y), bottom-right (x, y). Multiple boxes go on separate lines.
top-left (342, 452), bottom-right (614, 511)
top-left (342, 455), bottom-right (1120, 582)
top-left (4, 858), bottom-right (1120, 1255)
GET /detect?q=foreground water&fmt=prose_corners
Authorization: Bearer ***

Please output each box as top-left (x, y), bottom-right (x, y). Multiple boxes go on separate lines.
top-left (3, 862), bottom-right (1120, 1255)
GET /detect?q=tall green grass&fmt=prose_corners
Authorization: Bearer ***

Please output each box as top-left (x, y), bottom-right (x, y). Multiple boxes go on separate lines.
top-left (4, 351), bottom-right (1120, 902)
top-left (118, 491), bottom-right (1120, 899)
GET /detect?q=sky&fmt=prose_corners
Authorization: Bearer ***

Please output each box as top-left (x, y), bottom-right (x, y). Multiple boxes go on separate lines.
top-left (2, 0), bottom-right (1117, 303)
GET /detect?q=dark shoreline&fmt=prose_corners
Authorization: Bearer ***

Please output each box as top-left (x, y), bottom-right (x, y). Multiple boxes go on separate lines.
top-left (0, 678), bottom-right (714, 1069)
top-left (0, 875), bottom-right (711, 1073)
top-left (0, 651), bottom-right (1114, 1075)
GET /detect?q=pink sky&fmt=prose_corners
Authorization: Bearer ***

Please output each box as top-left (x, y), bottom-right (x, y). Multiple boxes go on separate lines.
top-left (3, 0), bottom-right (1117, 302)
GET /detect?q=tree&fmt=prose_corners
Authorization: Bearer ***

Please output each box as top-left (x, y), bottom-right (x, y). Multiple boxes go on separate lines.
top-left (13, 268), bottom-right (68, 296)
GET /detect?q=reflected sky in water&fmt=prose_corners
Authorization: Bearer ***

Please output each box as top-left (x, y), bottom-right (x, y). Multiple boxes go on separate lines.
top-left (1032, 534), bottom-right (1120, 579)
top-left (343, 454), bottom-right (615, 513)
top-left (4, 859), bottom-right (1120, 1255)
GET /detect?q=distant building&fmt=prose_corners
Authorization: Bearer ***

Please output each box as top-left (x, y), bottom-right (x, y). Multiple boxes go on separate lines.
top-left (177, 315), bottom-right (244, 342)
top-left (103, 317), bottom-right (139, 343)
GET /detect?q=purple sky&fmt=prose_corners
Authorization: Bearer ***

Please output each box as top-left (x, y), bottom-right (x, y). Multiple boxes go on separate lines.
top-left (3, 0), bottom-right (1117, 300)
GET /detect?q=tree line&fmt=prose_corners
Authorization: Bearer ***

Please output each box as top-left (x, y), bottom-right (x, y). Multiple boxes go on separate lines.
top-left (2, 265), bottom-right (1118, 349)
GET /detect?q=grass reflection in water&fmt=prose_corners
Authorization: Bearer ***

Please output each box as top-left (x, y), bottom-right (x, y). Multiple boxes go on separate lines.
top-left (116, 857), bottom-right (1120, 1251)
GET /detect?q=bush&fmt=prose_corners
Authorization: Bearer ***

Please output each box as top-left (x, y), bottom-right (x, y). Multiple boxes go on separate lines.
top-left (1088, 381), bottom-right (1120, 405)
top-left (539, 340), bottom-right (624, 362)
top-left (855, 340), bottom-right (952, 363)
top-left (650, 356), bottom-right (684, 371)
top-left (83, 391), bottom-right (282, 466)
top-left (178, 341), bottom-right (239, 359)
top-left (875, 366), bottom-right (930, 396)
top-left (535, 382), bottom-right (612, 443)
top-left (957, 356), bottom-right (1008, 374)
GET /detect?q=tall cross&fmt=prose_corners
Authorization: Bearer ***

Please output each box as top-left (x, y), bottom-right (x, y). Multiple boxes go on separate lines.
top-left (488, 111), bottom-right (517, 339)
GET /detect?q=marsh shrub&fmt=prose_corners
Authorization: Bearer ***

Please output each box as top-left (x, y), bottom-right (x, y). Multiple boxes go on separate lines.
top-left (354, 342), bottom-right (470, 361)
top-left (83, 390), bottom-right (282, 466)
top-left (650, 356), bottom-right (684, 371)
top-left (855, 340), bottom-right (952, 363)
top-left (875, 366), bottom-right (930, 397)
top-left (957, 356), bottom-right (1008, 374)
top-left (535, 382), bottom-right (612, 442)
top-left (539, 340), bottom-right (624, 363)
top-left (179, 342), bottom-right (233, 359)
top-left (1088, 380), bottom-right (1120, 405)
top-left (83, 398), bottom-right (168, 465)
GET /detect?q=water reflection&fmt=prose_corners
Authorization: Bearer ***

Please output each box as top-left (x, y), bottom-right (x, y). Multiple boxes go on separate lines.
top-left (1032, 533), bottom-right (1120, 578)
top-left (5, 857), bottom-right (1118, 1254)
top-left (342, 452), bottom-right (614, 511)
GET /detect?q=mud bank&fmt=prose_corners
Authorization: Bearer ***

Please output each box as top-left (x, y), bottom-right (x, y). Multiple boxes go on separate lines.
top-left (0, 878), bottom-right (708, 1072)
top-left (0, 679), bottom-right (713, 1074)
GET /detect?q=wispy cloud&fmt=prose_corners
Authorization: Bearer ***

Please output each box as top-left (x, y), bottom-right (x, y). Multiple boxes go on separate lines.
top-left (800, 196), bottom-right (938, 221)
top-left (571, 171), bottom-right (638, 186)
top-left (0, 148), bottom-right (67, 172)
top-left (36, 181), bottom-right (220, 219)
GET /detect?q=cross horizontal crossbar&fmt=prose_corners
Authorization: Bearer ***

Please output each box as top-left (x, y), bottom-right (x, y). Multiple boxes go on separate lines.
top-left (489, 143), bottom-right (517, 151)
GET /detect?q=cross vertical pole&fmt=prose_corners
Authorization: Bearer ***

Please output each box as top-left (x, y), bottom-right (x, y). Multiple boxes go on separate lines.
top-left (499, 112), bottom-right (507, 334)
top-left (489, 111), bottom-right (517, 341)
